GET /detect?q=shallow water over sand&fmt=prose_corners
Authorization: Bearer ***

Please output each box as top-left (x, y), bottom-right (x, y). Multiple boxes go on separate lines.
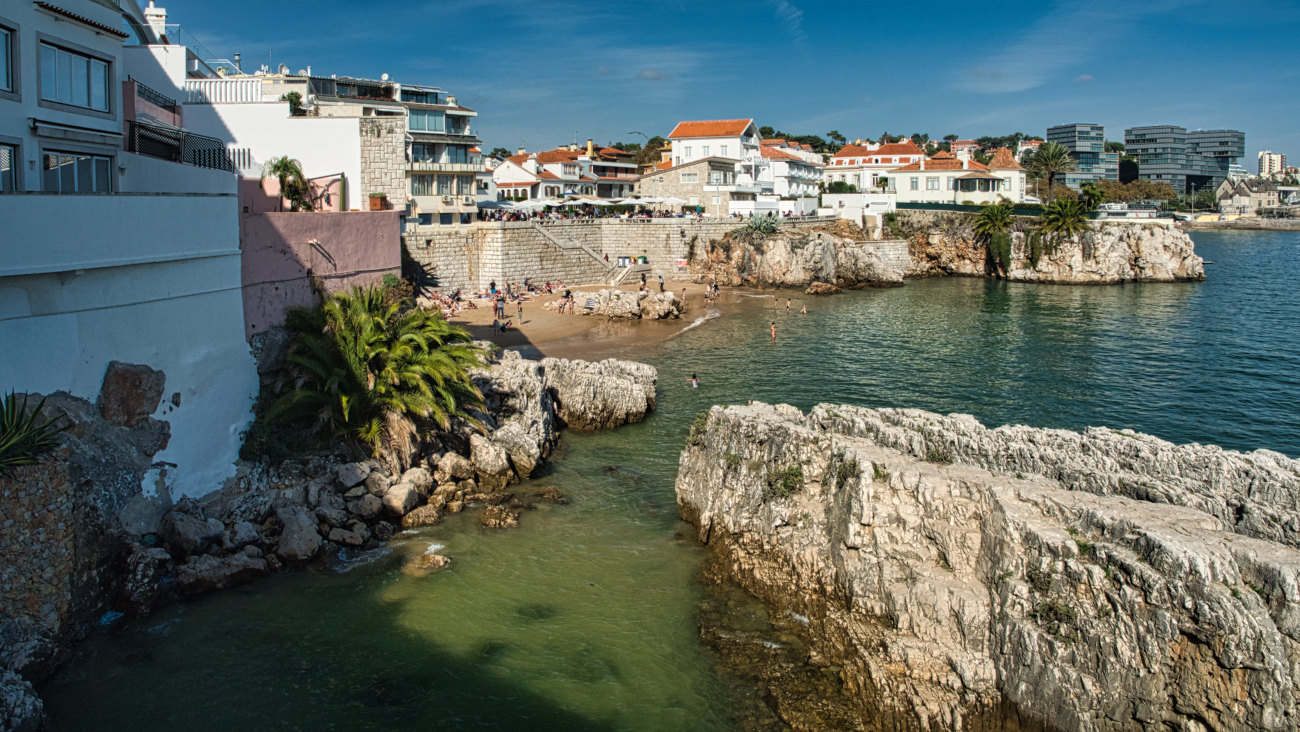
top-left (41, 229), bottom-right (1300, 730)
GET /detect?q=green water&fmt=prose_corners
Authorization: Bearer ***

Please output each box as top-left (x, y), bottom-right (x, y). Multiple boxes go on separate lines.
top-left (41, 230), bottom-right (1300, 729)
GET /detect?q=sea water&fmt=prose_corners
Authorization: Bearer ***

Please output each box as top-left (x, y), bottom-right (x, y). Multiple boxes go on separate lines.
top-left (40, 229), bottom-right (1300, 730)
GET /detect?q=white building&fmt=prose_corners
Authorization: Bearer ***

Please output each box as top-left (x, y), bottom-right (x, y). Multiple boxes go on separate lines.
top-left (885, 149), bottom-right (1028, 205)
top-left (1259, 150), bottom-right (1287, 176)
top-left (756, 141), bottom-right (822, 202)
top-left (1016, 138), bottom-right (1043, 161)
top-left (667, 119), bottom-right (767, 190)
top-left (491, 141), bottom-right (637, 200)
top-left (825, 141), bottom-right (926, 191)
top-left (0, 0), bottom-right (257, 496)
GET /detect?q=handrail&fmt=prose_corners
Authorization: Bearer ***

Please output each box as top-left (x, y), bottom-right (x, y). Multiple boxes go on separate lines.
top-left (125, 120), bottom-right (234, 172)
top-left (530, 222), bottom-right (612, 271)
top-left (128, 76), bottom-right (176, 111)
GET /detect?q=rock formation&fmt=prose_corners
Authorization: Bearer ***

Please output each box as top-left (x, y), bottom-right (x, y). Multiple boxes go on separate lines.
top-left (898, 211), bottom-right (1205, 283)
top-left (690, 225), bottom-right (904, 289)
top-left (541, 288), bottom-right (683, 319)
top-left (676, 402), bottom-right (1300, 732)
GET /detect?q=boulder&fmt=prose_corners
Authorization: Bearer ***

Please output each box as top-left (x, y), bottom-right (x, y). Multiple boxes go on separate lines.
top-left (540, 358), bottom-right (658, 431)
top-left (470, 434), bottom-right (514, 491)
top-left (491, 422), bottom-right (543, 479)
top-left (162, 512), bottom-right (225, 556)
top-left (480, 505), bottom-right (521, 529)
top-left (342, 486), bottom-right (368, 500)
top-left (464, 492), bottom-right (513, 506)
top-left (804, 282), bottom-right (842, 296)
top-left (382, 482), bottom-right (423, 517)
top-left (335, 462), bottom-right (371, 489)
top-left (275, 507), bottom-right (322, 562)
top-left (118, 545), bottom-right (174, 616)
top-left (346, 494), bottom-right (383, 520)
top-left (456, 479), bottom-right (478, 494)
top-left (0, 669), bottom-right (45, 732)
top-left (534, 486), bottom-right (569, 504)
top-left (364, 471), bottom-right (393, 498)
top-left (639, 291), bottom-right (682, 320)
top-left (371, 521), bottom-right (395, 542)
top-left (401, 553), bottom-right (450, 578)
top-left (314, 506), bottom-right (349, 528)
top-left (96, 361), bottom-right (165, 428)
top-left (226, 521), bottom-right (261, 550)
top-left (445, 501), bottom-right (464, 514)
top-left (400, 505), bottom-right (443, 529)
top-left (327, 526), bottom-right (367, 547)
top-left (399, 467), bottom-right (434, 495)
top-left (175, 553), bottom-right (268, 595)
top-left (434, 452), bottom-right (474, 483)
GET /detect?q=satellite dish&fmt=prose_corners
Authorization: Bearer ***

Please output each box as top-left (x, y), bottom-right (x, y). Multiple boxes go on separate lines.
top-left (277, 63), bottom-right (289, 75)
top-left (381, 73), bottom-right (389, 81)
top-left (297, 69), bottom-right (307, 76)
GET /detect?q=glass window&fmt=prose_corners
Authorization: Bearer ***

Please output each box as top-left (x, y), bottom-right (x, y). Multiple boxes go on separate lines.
top-left (411, 174), bottom-right (434, 195)
top-left (0, 144), bottom-right (15, 191)
top-left (926, 176), bottom-right (939, 190)
top-left (40, 44), bottom-right (110, 111)
top-left (412, 143), bottom-right (437, 163)
top-left (702, 146), bottom-right (710, 157)
top-left (1, 28), bottom-right (11, 92)
top-left (684, 147), bottom-right (692, 157)
top-left (436, 175), bottom-right (452, 195)
top-left (42, 151), bottom-right (111, 192)
top-left (456, 175), bottom-right (470, 195)
top-left (417, 213), bottom-right (433, 225)
top-left (460, 213), bottom-right (473, 224)
top-left (720, 145), bottom-right (728, 157)
top-left (439, 213), bottom-right (452, 225)
top-left (680, 172), bottom-right (697, 183)
top-left (910, 177), bottom-right (919, 191)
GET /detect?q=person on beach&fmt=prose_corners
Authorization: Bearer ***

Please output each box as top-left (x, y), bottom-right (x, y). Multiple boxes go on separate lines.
top-left (517, 300), bottom-right (524, 323)
top-left (771, 322), bottom-right (776, 340)
top-left (659, 275), bottom-right (665, 293)
top-left (492, 318), bottom-right (499, 335)
top-left (681, 287), bottom-right (687, 304)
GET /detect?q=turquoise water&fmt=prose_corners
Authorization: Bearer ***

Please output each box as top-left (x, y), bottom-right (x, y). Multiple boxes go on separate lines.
top-left (41, 229), bottom-right (1300, 730)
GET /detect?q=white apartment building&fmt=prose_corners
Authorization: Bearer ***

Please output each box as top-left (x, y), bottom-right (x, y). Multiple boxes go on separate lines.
top-left (826, 141), bottom-right (926, 191)
top-left (667, 119), bottom-right (767, 189)
top-left (885, 149), bottom-right (1027, 205)
top-left (0, 0), bottom-right (257, 496)
top-left (1016, 138), bottom-right (1043, 161)
top-left (1260, 150), bottom-right (1287, 177)
top-left (757, 142), bottom-right (822, 200)
top-left (491, 141), bottom-right (637, 200)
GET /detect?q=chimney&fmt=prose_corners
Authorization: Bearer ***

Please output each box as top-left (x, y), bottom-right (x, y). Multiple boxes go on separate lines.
top-left (233, 53), bottom-right (242, 72)
top-left (447, 95), bottom-right (457, 106)
top-left (587, 139), bottom-right (594, 157)
top-left (517, 147), bottom-right (525, 156)
top-left (920, 159), bottom-right (925, 171)
top-left (144, 1), bottom-right (167, 39)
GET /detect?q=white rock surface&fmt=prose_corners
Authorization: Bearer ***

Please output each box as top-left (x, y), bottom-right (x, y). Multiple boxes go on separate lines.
top-left (676, 402), bottom-right (1300, 732)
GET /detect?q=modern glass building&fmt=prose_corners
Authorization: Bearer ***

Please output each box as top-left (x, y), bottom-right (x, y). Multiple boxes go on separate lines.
top-left (1046, 123), bottom-right (1119, 189)
top-left (1123, 126), bottom-right (1245, 194)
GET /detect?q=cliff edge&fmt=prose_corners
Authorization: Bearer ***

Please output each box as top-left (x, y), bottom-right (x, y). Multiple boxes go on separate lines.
top-left (676, 402), bottom-right (1300, 732)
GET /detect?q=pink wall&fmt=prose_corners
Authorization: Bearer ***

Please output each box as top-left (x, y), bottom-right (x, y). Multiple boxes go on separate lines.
top-left (122, 80), bottom-right (183, 129)
top-left (242, 176), bottom-right (345, 214)
top-left (241, 207), bottom-right (402, 341)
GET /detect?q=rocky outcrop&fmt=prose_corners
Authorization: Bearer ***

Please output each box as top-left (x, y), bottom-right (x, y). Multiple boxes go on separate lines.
top-left (676, 402), bottom-right (1300, 732)
top-left (690, 226), bottom-right (904, 289)
top-left (538, 356), bottom-right (657, 431)
top-left (541, 289), bottom-right (683, 319)
top-left (898, 210), bottom-right (1205, 283)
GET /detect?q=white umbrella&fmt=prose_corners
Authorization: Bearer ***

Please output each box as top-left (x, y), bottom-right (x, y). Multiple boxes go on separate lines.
top-left (660, 197), bottom-right (688, 205)
top-left (477, 199), bottom-right (512, 209)
top-left (636, 197), bottom-right (663, 204)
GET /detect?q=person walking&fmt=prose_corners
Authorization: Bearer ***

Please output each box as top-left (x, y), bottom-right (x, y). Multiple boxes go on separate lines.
top-left (658, 275), bottom-right (665, 293)
top-left (517, 300), bottom-right (524, 324)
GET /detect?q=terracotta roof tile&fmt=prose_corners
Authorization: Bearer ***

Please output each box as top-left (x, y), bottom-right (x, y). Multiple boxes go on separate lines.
top-left (668, 119), bottom-right (754, 139)
top-left (760, 138), bottom-right (785, 145)
top-left (987, 147), bottom-right (1023, 170)
top-left (831, 141), bottom-right (924, 159)
top-left (889, 159), bottom-right (988, 172)
top-left (931, 151), bottom-right (955, 159)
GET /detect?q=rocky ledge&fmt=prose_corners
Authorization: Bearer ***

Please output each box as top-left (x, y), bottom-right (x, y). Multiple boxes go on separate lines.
top-left (689, 224), bottom-right (904, 289)
top-left (676, 402), bottom-right (1300, 732)
top-left (541, 289), bottom-right (683, 319)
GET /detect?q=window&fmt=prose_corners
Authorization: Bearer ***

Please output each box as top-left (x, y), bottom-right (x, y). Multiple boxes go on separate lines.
top-left (910, 177), bottom-right (919, 191)
top-left (720, 145), bottom-right (728, 157)
top-left (709, 170), bottom-right (734, 185)
top-left (684, 147), bottom-right (692, 157)
top-left (0, 144), bottom-right (15, 191)
top-left (562, 164), bottom-right (578, 176)
top-left (926, 176), bottom-right (939, 191)
top-left (43, 151), bottom-right (111, 192)
top-left (947, 176), bottom-right (955, 190)
top-left (439, 213), bottom-right (452, 225)
top-left (40, 43), bottom-right (109, 111)
top-left (412, 143), bottom-right (437, 163)
top-left (411, 174), bottom-right (435, 195)
top-left (680, 172), bottom-right (698, 183)
top-left (702, 146), bottom-right (710, 157)
top-left (436, 175), bottom-right (452, 195)
top-left (460, 213), bottom-right (473, 224)
top-left (447, 116), bottom-right (466, 135)
top-left (1, 27), bottom-right (11, 92)
top-left (417, 213), bottom-right (433, 225)
top-left (408, 108), bottom-right (444, 132)
top-left (456, 175), bottom-right (471, 195)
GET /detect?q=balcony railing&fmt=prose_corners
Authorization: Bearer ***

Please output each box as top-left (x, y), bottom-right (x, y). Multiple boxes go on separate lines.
top-left (126, 120), bottom-right (234, 172)
top-left (407, 159), bottom-right (484, 173)
top-left (129, 76), bottom-right (176, 113)
top-left (185, 78), bottom-right (282, 104)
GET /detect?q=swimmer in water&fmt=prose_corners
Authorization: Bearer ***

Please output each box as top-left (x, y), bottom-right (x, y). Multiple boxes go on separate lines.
top-left (771, 321), bottom-right (776, 340)
top-left (786, 298), bottom-right (791, 313)
top-left (801, 303), bottom-right (807, 315)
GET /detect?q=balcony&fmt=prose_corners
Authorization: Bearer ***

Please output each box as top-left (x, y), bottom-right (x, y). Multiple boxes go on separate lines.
top-left (126, 120), bottom-right (235, 172)
top-left (407, 159), bottom-right (485, 173)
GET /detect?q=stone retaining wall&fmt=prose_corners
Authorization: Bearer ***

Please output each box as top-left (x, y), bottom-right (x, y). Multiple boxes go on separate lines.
top-left (0, 452), bottom-right (75, 633)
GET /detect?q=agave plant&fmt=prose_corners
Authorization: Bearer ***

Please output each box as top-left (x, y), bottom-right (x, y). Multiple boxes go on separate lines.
top-left (270, 285), bottom-right (487, 472)
top-left (0, 391), bottom-right (67, 477)
top-left (1041, 197), bottom-right (1092, 238)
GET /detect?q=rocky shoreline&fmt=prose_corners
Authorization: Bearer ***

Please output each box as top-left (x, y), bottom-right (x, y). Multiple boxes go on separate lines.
top-left (676, 402), bottom-right (1300, 732)
top-left (0, 351), bottom-right (656, 731)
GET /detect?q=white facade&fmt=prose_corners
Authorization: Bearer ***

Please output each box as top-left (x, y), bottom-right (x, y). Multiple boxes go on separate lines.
top-left (0, 0), bottom-right (257, 497)
top-left (492, 142), bottom-right (636, 200)
top-left (1259, 151), bottom-right (1287, 176)
top-left (885, 150), bottom-right (1027, 205)
top-left (825, 141), bottom-right (926, 191)
top-left (668, 119), bottom-right (767, 191)
top-left (757, 142), bottom-right (822, 199)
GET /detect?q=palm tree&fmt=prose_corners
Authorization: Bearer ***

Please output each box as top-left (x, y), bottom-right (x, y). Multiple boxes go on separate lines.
top-left (975, 202), bottom-right (1015, 274)
top-left (1027, 142), bottom-right (1076, 201)
top-left (270, 286), bottom-right (487, 472)
top-left (1041, 197), bottom-right (1092, 239)
top-left (262, 156), bottom-right (315, 212)
top-left (1080, 182), bottom-right (1104, 210)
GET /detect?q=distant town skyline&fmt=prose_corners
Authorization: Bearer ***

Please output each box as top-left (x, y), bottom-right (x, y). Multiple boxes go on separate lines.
top-left (171, 0), bottom-right (1298, 158)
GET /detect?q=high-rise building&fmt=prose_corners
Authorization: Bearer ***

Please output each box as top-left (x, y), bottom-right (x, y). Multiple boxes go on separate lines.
top-left (1123, 126), bottom-right (1245, 194)
top-left (1045, 123), bottom-right (1118, 189)
top-left (1259, 151), bottom-right (1287, 176)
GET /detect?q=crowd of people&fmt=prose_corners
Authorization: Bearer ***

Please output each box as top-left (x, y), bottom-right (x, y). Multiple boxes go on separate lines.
top-left (475, 205), bottom-right (824, 223)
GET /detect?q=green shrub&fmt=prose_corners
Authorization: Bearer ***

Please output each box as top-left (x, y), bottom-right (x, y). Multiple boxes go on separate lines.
top-left (872, 463), bottom-right (887, 482)
top-left (763, 464), bottom-right (804, 501)
top-left (988, 232), bottom-right (1012, 272)
top-left (724, 452), bottom-right (741, 470)
top-left (688, 412), bottom-right (710, 447)
top-left (923, 446), bottom-right (953, 464)
top-left (835, 455), bottom-right (861, 490)
top-left (1026, 566), bottom-right (1053, 594)
top-left (1032, 599), bottom-right (1076, 635)
top-left (0, 392), bottom-right (67, 477)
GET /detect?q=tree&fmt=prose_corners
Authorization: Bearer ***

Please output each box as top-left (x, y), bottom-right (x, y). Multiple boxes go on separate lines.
top-left (263, 156), bottom-right (315, 212)
top-left (879, 131), bottom-right (897, 144)
top-left (1080, 182), bottom-right (1104, 210)
top-left (487, 147), bottom-right (512, 159)
top-left (0, 392), bottom-right (66, 477)
top-left (1026, 142), bottom-right (1077, 201)
top-left (759, 126), bottom-right (776, 138)
top-left (270, 286), bottom-right (488, 472)
top-left (943, 134), bottom-right (959, 142)
top-left (280, 91), bottom-right (305, 116)
top-left (827, 130), bottom-right (847, 146)
top-left (1041, 197), bottom-right (1091, 239)
top-left (975, 202), bottom-right (1015, 274)
top-left (910, 133), bottom-right (930, 146)
top-left (1096, 179), bottom-right (1178, 203)
top-left (634, 136), bottom-right (666, 168)
top-left (1104, 141), bottom-right (1125, 153)
top-left (827, 181), bottom-right (858, 193)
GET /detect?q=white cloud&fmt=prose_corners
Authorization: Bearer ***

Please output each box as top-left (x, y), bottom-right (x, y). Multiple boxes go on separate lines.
top-left (769, 0), bottom-right (808, 44)
top-left (635, 70), bottom-right (671, 81)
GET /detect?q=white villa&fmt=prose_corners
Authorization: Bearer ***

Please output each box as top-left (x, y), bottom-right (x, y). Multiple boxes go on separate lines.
top-left (885, 149), bottom-right (1028, 205)
top-left (491, 141), bottom-right (638, 200)
top-left (757, 143), bottom-right (822, 210)
top-left (667, 119), bottom-right (766, 188)
top-left (826, 141), bottom-right (926, 191)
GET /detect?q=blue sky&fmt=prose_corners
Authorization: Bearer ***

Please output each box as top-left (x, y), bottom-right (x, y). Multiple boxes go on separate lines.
top-left (175, 0), bottom-right (1298, 159)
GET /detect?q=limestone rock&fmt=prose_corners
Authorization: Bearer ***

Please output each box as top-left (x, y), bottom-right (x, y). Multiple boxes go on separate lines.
top-left (491, 421), bottom-right (542, 479)
top-left (162, 512), bottom-right (224, 557)
top-left (335, 462), bottom-right (370, 489)
top-left (534, 486), bottom-right (569, 504)
top-left (176, 553), bottom-right (268, 595)
top-left (96, 361), bottom-right (165, 428)
top-left (470, 434), bottom-right (513, 491)
top-left (371, 521), bottom-right (395, 542)
top-left (540, 357), bottom-right (658, 431)
top-left (400, 505), bottom-right (442, 529)
top-left (381, 482), bottom-right (422, 517)
top-left (480, 505), bottom-right (521, 529)
top-left (804, 282), bottom-right (841, 295)
top-left (314, 507), bottom-right (349, 528)
top-left (434, 452), bottom-right (474, 483)
top-left (399, 467), bottom-right (433, 495)
top-left (364, 471), bottom-right (392, 497)
top-left (117, 546), bottom-right (174, 616)
top-left (274, 507), bottom-right (322, 563)
top-left (327, 526), bottom-right (367, 547)
top-left (346, 494), bottom-right (383, 520)
top-left (342, 486), bottom-right (367, 500)
top-left (402, 553), bottom-right (451, 577)
top-left (689, 229), bottom-right (904, 289)
top-left (464, 492), bottom-right (513, 506)
top-left (638, 291), bottom-right (682, 320)
top-left (445, 501), bottom-right (464, 514)
top-left (0, 669), bottom-right (45, 732)
top-left (676, 401), bottom-right (1300, 732)
top-left (226, 520), bottom-right (261, 550)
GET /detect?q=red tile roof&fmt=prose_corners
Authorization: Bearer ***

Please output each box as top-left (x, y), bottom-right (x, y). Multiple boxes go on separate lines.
top-left (760, 138), bottom-right (785, 145)
top-left (931, 151), bottom-right (955, 159)
top-left (889, 158), bottom-right (988, 172)
top-left (987, 147), bottom-right (1023, 170)
top-left (831, 141), bottom-right (924, 159)
top-left (668, 119), bottom-right (754, 139)
top-left (760, 146), bottom-right (822, 165)
top-left (33, 2), bottom-right (130, 38)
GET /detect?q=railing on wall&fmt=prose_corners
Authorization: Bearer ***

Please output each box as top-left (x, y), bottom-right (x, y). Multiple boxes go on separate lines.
top-left (895, 202), bottom-right (1044, 217)
top-left (184, 78), bottom-right (281, 104)
top-left (126, 121), bottom-right (235, 172)
top-left (128, 76), bottom-right (177, 113)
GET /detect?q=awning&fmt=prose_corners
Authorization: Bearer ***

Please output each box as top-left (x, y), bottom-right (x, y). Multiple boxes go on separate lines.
top-left (30, 118), bottom-right (122, 147)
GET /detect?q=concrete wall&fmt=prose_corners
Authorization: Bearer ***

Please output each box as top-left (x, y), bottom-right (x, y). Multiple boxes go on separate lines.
top-left (241, 210), bottom-right (402, 340)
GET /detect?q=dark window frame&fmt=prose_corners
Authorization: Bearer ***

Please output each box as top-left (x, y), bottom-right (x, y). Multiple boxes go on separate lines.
top-left (0, 134), bottom-right (23, 191)
top-left (35, 31), bottom-right (115, 121)
top-left (0, 14), bottom-right (21, 103)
